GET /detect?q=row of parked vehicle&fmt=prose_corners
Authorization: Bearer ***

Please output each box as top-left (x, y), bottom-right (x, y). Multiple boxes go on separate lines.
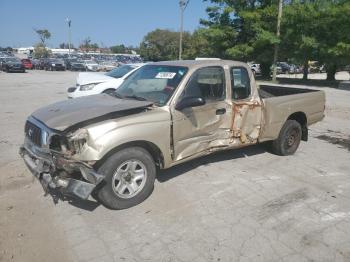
top-left (0, 57), bottom-right (26, 72)
top-left (0, 50), bottom-right (144, 73)
top-left (248, 61), bottom-right (328, 75)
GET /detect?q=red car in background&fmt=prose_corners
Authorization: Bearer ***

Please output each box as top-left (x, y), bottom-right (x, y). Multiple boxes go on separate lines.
top-left (21, 59), bottom-right (33, 69)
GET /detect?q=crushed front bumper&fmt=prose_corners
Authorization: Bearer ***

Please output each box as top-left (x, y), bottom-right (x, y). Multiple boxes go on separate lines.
top-left (19, 140), bottom-right (104, 200)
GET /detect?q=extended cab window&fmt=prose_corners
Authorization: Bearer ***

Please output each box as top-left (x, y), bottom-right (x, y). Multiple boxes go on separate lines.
top-left (182, 66), bottom-right (225, 102)
top-left (231, 67), bottom-right (251, 100)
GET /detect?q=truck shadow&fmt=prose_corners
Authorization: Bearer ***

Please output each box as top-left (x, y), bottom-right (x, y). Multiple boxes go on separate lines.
top-left (47, 188), bottom-right (100, 211)
top-left (157, 143), bottom-right (269, 183)
top-left (45, 144), bottom-right (269, 211)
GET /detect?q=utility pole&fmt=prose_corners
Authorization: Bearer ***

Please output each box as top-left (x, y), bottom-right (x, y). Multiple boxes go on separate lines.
top-left (179, 0), bottom-right (189, 60)
top-left (66, 18), bottom-right (72, 57)
top-left (272, 0), bottom-right (283, 81)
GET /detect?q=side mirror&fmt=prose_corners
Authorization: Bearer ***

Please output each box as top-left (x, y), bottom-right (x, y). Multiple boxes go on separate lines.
top-left (175, 96), bottom-right (205, 111)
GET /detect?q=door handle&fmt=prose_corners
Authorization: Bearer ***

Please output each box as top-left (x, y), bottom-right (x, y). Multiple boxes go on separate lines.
top-left (216, 108), bottom-right (226, 115)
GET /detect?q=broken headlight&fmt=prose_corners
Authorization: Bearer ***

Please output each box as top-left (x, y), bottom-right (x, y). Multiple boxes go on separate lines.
top-left (68, 129), bottom-right (89, 154)
top-left (49, 129), bottom-right (88, 155)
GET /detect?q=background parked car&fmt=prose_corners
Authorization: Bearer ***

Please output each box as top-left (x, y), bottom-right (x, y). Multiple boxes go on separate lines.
top-left (276, 62), bottom-right (291, 74)
top-left (84, 60), bottom-right (100, 71)
top-left (99, 61), bottom-right (118, 71)
top-left (248, 62), bottom-right (261, 76)
top-left (67, 63), bottom-right (145, 98)
top-left (36, 58), bottom-right (49, 70)
top-left (1, 57), bottom-right (25, 72)
top-left (70, 60), bottom-right (87, 71)
top-left (309, 61), bottom-right (326, 73)
top-left (44, 58), bottom-right (65, 71)
top-left (21, 59), bottom-right (33, 70)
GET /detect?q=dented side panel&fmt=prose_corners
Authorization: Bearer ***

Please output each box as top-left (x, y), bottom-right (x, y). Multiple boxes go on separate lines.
top-left (228, 65), bottom-right (263, 148)
top-left (172, 101), bottom-right (233, 161)
top-left (231, 101), bottom-right (262, 145)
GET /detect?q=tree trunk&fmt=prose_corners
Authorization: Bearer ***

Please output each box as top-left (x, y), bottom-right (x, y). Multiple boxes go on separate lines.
top-left (303, 60), bottom-right (308, 80)
top-left (326, 64), bottom-right (337, 81)
top-left (260, 62), bottom-right (272, 79)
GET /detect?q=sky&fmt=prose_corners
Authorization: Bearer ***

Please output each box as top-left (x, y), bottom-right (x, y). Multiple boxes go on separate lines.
top-left (0, 0), bottom-right (210, 48)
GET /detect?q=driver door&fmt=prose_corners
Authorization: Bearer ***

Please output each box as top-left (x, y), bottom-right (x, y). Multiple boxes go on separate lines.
top-left (171, 66), bottom-right (232, 161)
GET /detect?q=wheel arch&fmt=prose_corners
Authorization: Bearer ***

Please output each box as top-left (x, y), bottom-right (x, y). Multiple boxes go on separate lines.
top-left (102, 88), bottom-right (116, 94)
top-left (287, 112), bottom-right (308, 141)
top-left (94, 140), bottom-right (165, 170)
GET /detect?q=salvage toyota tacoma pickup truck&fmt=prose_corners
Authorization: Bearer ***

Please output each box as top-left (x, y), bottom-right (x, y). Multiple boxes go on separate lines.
top-left (20, 60), bottom-right (325, 209)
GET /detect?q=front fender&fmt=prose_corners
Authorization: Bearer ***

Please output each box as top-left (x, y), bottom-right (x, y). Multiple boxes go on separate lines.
top-left (76, 107), bottom-right (172, 167)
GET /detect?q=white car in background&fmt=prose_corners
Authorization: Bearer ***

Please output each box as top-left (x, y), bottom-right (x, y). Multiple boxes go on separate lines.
top-left (248, 62), bottom-right (261, 76)
top-left (84, 60), bottom-right (100, 71)
top-left (99, 61), bottom-right (118, 71)
top-left (67, 63), bottom-right (145, 98)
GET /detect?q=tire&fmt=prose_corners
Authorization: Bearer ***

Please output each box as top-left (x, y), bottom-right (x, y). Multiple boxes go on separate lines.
top-left (96, 147), bottom-right (156, 209)
top-left (271, 120), bottom-right (302, 156)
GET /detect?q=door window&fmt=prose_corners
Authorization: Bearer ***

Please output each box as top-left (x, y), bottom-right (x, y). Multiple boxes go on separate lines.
top-left (231, 67), bottom-right (251, 100)
top-left (181, 67), bottom-right (225, 102)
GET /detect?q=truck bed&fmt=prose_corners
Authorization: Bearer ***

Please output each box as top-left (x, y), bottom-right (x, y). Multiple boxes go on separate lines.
top-left (258, 84), bottom-right (325, 142)
top-left (259, 85), bottom-right (318, 98)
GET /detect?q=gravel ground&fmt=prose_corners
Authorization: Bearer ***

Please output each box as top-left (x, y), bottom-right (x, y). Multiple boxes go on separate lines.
top-left (0, 70), bottom-right (350, 262)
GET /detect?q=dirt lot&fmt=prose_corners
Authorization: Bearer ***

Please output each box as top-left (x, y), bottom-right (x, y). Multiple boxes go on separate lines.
top-left (1, 70), bottom-right (350, 262)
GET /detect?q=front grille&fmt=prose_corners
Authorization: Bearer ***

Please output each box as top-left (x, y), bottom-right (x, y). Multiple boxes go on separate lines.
top-left (25, 121), bottom-right (42, 147)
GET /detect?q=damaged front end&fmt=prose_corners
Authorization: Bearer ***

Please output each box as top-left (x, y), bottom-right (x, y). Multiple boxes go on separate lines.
top-left (19, 116), bottom-right (104, 200)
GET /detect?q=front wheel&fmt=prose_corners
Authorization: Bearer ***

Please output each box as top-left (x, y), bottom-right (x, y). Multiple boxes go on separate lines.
top-left (271, 120), bottom-right (302, 156)
top-left (96, 147), bottom-right (156, 209)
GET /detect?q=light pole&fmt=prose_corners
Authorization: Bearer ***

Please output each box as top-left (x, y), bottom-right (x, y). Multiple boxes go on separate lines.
top-left (272, 0), bottom-right (283, 81)
top-left (66, 18), bottom-right (72, 57)
top-left (179, 0), bottom-right (189, 60)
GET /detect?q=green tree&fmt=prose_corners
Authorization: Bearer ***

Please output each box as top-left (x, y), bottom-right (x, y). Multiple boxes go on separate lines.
top-left (33, 43), bottom-right (51, 58)
top-left (139, 29), bottom-right (191, 61)
top-left (279, 2), bottom-right (320, 79)
top-left (34, 29), bottom-right (51, 46)
top-left (201, 0), bottom-right (350, 79)
top-left (59, 43), bottom-right (74, 49)
top-left (316, 1), bottom-right (350, 80)
top-left (79, 37), bottom-right (99, 52)
top-left (110, 44), bottom-right (127, 54)
top-left (197, 1), bottom-right (280, 77)
top-left (183, 28), bottom-right (212, 59)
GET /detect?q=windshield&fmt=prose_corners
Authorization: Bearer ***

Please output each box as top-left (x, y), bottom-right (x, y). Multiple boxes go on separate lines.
top-left (116, 65), bottom-right (188, 106)
top-left (106, 65), bottom-right (135, 78)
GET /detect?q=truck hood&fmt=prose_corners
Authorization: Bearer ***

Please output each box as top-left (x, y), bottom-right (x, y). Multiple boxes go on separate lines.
top-left (77, 72), bottom-right (114, 85)
top-left (31, 94), bottom-right (153, 132)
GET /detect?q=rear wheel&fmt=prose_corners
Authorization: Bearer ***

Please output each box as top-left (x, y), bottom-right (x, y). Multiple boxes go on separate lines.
top-left (271, 120), bottom-right (302, 156)
top-left (96, 147), bottom-right (156, 209)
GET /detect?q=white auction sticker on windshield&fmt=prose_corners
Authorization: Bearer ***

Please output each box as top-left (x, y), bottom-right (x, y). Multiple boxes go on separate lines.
top-left (155, 72), bottom-right (176, 79)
